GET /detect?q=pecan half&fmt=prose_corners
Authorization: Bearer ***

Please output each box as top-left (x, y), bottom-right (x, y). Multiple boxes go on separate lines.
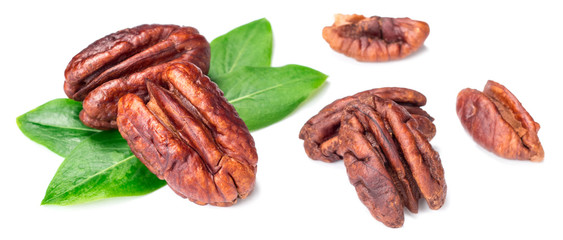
top-left (322, 14), bottom-right (429, 62)
top-left (299, 87), bottom-right (435, 163)
top-left (64, 24), bottom-right (210, 101)
top-left (79, 62), bottom-right (171, 129)
top-left (339, 96), bottom-right (446, 227)
top-left (456, 80), bottom-right (544, 161)
top-left (116, 63), bottom-right (257, 206)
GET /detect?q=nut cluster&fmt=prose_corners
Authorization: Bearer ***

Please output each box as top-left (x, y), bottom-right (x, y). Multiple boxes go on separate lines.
top-left (300, 88), bottom-right (446, 228)
top-left (58, 19), bottom-right (544, 224)
top-left (64, 24), bottom-right (257, 206)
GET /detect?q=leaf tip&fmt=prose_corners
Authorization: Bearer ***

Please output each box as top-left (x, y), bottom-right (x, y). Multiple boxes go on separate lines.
top-left (40, 196), bottom-right (53, 206)
top-left (256, 17), bottom-right (270, 23)
top-left (15, 114), bottom-right (24, 130)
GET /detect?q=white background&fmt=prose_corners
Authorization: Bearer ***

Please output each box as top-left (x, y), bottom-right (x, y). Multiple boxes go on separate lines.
top-left (1, 0), bottom-right (561, 239)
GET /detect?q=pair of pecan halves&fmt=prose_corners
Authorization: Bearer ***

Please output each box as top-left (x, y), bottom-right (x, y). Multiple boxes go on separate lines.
top-left (457, 80), bottom-right (544, 161)
top-left (65, 25), bottom-right (257, 206)
top-left (299, 88), bottom-right (446, 228)
top-left (117, 63), bottom-right (258, 206)
top-left (64, 24), bottom-right (210, 129)
top-left (299, 87), bottom-right (435, 163)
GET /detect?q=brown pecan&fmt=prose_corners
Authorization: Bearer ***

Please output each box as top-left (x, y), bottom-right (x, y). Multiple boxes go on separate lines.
top-left (340, 96), bottom-right (446, 227)
top-left (456, 80), bottom-right (544, 161)
top-left (116, 62), bottom-right (257, 206)
top-left (299, 87), bottom-right (435, 163)
top-left (299, 90), bottom-right (446, 228)
top-left (65, 24), bottom-right (210, 129)
top-left (64, 24), bottom-right (210, 101)
top-left (79, 60), bottom-right (192, 130)
top-left (322, 14), bottom-right (429, 62)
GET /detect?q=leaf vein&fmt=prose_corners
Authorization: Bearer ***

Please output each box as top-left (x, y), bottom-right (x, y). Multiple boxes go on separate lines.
top-left (228, 76), bottom-right (317, 103)
top-left (28, 121), bottom-right (100, 132)
top-left (45, 155), bottom-right (136, 203)
top-left (226, 30), bottom-right (258, 73)
top-left (229, 83), bottom-right (284, 103)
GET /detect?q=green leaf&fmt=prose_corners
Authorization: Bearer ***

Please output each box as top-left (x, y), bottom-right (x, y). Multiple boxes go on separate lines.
top-left (16, 99), bottom-right (101, 157)
top-left (214, 64), bottom-right (327, 130)
top-left (41, 130), bottom-right (166, 205)
top-left (209, 18), bottom-right (273, 79)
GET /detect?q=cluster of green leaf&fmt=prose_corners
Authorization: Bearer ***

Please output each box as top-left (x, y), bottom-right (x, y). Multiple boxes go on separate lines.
top-left (16, 18), bottom-right (326, 205)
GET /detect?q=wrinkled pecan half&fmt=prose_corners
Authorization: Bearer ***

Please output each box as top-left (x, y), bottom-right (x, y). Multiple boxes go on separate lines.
top-left (64, 24), bottom-right (210, 101)
top-left (299, 87), bottom-right (435, 163)
top-left (339, 96), bottom-right (446, 228)
top-left (80, 62), bottom-right (170, 129)
top-left (322, 14), bottom-right (429, 62)
top-left (456, 80), bottom-right (544, 161)
top-left (117, 62), bottom-right (257, 206)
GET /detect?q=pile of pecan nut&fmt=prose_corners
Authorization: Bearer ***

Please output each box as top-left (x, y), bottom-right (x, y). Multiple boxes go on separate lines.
top-left (64, 24), bottom-right (257, 206)
top-left (305, 13), bottom-right (544, 227)
top-left (320, 13), bottom-right (544, 163)
top-left (60, 16), bottom-right (545, 227)
top-left (299, 88), bottom-right (447, 228)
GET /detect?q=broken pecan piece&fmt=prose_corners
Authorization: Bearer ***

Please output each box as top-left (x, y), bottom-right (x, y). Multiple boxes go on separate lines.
top-left (116, 62), bottom-right (257, 206)
top-left (456, 80), bottom-right (544, 161)
top-left (299, 87), bottom-right (435, 163)
top-left (64, 24), bottom-right (210, 101)
top-left (322, 14), bottom-right (429, 62)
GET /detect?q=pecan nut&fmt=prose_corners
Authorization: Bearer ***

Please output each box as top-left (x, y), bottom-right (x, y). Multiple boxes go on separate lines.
top-left (322, 14), bottom-right (429, 62)
top-left (79, 62), bottom-right (171, 129)
top-left (456, 80), bottom-right (544, 161)
top-left (299, 87), bottom-right (435, 163)
top-left (116, 63), bottom-right (257, 206)
top-left (299, 89), bottom-right (446, 228)
top-left (65, 24), bottom-right (210, 101)
top-left (339, 96), bottom-right (446, 227)
top-left (64, 24), bottom-right (210, 129)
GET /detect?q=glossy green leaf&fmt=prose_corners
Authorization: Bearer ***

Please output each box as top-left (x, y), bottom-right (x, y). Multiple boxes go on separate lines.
top-left (16, 99), bottom-right (101, 157)
top-left (41, 131), bottom-right (166, 205)
top-left (209, 18), bottom-right (272, 79)
top-left (214, 64), bottom-right (327, 130)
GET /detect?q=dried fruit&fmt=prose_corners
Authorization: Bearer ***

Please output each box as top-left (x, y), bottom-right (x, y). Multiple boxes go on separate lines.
top-left (322, 14), bottom-right (429, 62)
top-left (299, 89), bottom-right (446, 228)
top-left (299, 87), bottom-right (435, 163)
top-left (117, 62), bottom-right (257, 206)
top-left (456, 80), bottom-right (544, 161)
